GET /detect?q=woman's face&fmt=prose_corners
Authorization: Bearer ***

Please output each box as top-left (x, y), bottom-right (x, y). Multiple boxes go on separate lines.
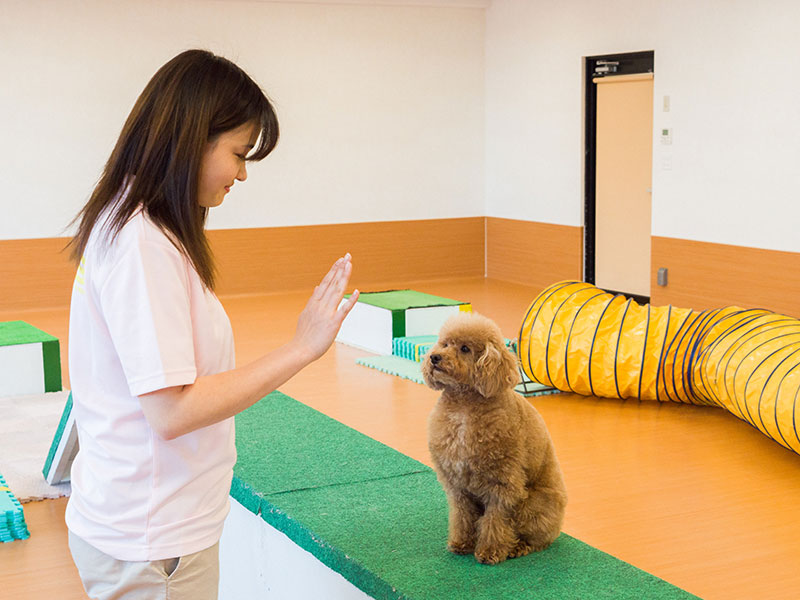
top-left (198, 122), bottom-right (258, 208)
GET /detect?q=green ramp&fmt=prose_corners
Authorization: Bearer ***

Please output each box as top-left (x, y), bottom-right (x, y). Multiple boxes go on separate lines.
top-left (232, 392), bottom-right (700, 600)
top-left (42, 392), bottom-right (78, 485)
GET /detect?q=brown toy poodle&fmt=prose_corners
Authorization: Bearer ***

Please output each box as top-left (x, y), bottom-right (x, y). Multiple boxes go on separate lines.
top-left (422, 312), bottom-right (567, 565)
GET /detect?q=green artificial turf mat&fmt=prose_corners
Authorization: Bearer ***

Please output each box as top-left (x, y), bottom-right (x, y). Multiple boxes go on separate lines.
top-left (257, 473), bottom-right (698, 600)
top-left (0, 321), bottom-right (58, 346)
top-left (231, 391), bottom-right (699, 599)
top-left (347, 290), bottom-right (467, 311)
top-left (232, 392), bottom-right (427, 512)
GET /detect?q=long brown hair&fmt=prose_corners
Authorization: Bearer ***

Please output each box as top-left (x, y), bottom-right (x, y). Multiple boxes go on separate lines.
top-left (68, 49), bottom-right (279, 290)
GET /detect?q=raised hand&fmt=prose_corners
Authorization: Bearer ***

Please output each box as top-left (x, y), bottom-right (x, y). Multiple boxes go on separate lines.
top-left (292, 253), bottom-right (359, 362)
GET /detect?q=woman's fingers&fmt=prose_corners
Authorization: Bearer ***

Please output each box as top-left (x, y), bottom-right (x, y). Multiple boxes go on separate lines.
top-left (337, 288), bottom-right (360, 323)
top-left (317, 254), bottom-right (351, 308)
top-left (293, 254), bottom-right (358, 362)
top-left (311, 256), bottom-right (344, 302)
top-left (321, 260), bottom-right (351, 308)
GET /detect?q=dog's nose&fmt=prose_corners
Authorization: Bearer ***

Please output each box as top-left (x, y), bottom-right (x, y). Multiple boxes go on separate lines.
top-left (430, 353), bottom-right (441, 365)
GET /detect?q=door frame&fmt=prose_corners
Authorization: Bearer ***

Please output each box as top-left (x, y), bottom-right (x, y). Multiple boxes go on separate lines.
top-left (584, 50), bottom-right (654, 304)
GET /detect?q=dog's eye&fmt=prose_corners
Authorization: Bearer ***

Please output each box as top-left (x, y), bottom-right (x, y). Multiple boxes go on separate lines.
top-left (460, 345), bottom-right (470, 353)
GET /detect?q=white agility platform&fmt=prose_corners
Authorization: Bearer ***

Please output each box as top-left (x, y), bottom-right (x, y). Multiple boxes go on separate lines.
top-left (335, 290), bottom-right (470, 356)
top-left (0, 343), bottom-right (45, 396)
top-left (336, 300), bottom-right (396, 355)
top-left (218, 497), bottom-right (371, 599)
top-left (0, 321), bottom-right (62, 397)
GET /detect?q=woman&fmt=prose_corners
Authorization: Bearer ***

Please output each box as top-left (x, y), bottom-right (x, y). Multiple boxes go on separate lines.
top-left (66, 49), bottom-right (358, 599)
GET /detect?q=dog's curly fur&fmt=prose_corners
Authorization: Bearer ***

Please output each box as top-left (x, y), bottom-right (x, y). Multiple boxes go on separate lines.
top-left (423, 312), bottom-right (567, 565)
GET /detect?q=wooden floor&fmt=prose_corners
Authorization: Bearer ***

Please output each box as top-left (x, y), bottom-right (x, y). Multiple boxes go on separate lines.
top-left (2, 277), bottom-right (800, 600)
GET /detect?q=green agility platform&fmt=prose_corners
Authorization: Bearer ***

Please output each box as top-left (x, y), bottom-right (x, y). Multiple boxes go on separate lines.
top-left (229, 391), bottom-right (699, 599)
top-left (0, 321), bottom-right (62, 397)
top-left (336, 290), bottom-right (472, 355)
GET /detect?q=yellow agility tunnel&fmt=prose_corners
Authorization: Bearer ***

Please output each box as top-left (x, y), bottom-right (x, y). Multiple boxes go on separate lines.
top-left (517, 281), bottom-right (800, 455)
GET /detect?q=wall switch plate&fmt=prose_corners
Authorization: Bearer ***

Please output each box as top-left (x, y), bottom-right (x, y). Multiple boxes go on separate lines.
top-left (657, 267), bottom-right (668, 286)
top-left (663, 95), bottom-right (670, 112)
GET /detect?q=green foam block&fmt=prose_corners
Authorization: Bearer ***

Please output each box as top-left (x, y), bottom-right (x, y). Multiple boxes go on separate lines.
top-left (231, 392), bottom-right (698, 599)
top-left (392, 335), bottom-right (438, 362)
top-left (0, 473), bottom-right (30, 543)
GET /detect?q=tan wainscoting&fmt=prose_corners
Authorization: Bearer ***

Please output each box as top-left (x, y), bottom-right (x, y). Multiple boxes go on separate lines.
top-left (486, 217), bottom-right (583, 290)
top-left (651, 236), bottom-right (800, 317)
top-left (209, 217), bottom-right (485, 297)
top-left (0, 218), bottom-right (485, 312)
top-left (0, 237), bottom-right (75, 312)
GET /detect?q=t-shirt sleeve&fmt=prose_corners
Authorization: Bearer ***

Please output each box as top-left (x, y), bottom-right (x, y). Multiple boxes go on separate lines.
top-left (99, 238), bottom-right (198, 396)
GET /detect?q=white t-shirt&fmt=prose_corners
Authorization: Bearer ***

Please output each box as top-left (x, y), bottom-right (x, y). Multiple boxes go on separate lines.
top-left (66, 208), bottom-right (236, 561)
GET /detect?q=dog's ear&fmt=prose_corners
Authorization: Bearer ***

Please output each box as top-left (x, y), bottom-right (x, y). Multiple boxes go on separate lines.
top-left (474, 339), bottom-right (519, 397)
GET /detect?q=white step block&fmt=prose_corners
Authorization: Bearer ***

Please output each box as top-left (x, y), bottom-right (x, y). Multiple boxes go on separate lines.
top-left (0, 321), bottom-right (62, 397)
top-left (335, 289), bottom-right (471, 355)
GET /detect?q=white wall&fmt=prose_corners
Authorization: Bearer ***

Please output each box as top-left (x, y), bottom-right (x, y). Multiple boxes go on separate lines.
top-left (0, 0), bottom-right (485, 239)
top-left (5, 0), bottom-right (799, 255)
top-left (486, 0), bottom-right (800, 254)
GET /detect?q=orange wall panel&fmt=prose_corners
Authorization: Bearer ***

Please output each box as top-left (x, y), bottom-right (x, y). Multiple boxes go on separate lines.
top-left (651, 236), bottom-right (800, 317)
top-left (209, 218), bottom-right (485, 296)
top-left (486, 217), bottom-right (582, 291)
top-left (0, 238), bottom-right (75, 312)
top-left (0, 218), bottom-right (486, 312)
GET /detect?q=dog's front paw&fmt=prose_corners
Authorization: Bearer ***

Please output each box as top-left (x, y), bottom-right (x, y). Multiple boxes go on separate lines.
top-left (474, 546), bottom-right (509, 565)
top-left (447, 539), bottom-right (475, 555)
top-left (507, 539), bottom-right (535, 559)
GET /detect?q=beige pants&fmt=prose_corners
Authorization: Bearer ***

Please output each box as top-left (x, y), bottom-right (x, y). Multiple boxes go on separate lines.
top-left (68, 531), bottom-right (219, 600)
